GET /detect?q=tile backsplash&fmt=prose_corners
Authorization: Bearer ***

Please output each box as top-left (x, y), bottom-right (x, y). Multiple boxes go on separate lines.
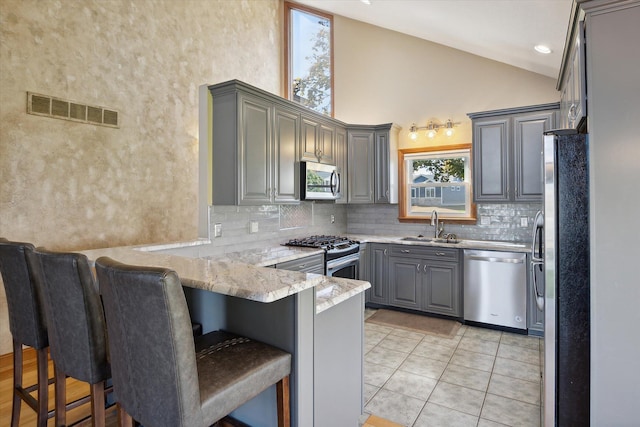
top-left (346, 203), bottom-right (542, 243)
top-left (203, 202), bottom-right (348, 255)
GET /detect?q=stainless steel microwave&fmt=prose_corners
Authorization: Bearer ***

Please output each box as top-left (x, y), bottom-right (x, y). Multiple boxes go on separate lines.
top-left (301, 161), bottom-right (340, 200)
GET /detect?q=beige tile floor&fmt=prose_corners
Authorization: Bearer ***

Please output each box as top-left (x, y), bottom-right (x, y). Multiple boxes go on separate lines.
top-left (360, 309), bottom-right (543, 427)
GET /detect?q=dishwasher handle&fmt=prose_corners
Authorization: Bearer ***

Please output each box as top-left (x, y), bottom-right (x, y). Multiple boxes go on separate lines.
top-left (465, 255), bottom-right (525, 264)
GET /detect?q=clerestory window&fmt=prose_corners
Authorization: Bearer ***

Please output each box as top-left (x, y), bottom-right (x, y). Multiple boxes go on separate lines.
top-left (284, 2), bottom-right (334, 117)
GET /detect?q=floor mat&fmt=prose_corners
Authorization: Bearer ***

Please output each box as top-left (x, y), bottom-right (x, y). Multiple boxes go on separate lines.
top-left (365, 309), bottom-right (461, 338)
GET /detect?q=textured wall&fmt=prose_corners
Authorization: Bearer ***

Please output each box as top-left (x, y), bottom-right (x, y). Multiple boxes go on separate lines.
top-left (0, 0), bottom-right (281, 250)
top-left (0, 0), bottom-right (281, 355)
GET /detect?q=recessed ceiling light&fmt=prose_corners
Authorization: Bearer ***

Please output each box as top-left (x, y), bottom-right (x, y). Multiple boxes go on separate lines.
top-left (534, 45), bottom-right (552, 54)
top-left (361, 0), bottom-right (371, 4)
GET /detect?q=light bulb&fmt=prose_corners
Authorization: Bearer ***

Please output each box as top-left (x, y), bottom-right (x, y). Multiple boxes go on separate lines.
top-left (427, 122), bottom-right (437, 138)
top-left (409, 124), bottom-right (418, 140)
top-left (444, 119), bottom-right (455, 137)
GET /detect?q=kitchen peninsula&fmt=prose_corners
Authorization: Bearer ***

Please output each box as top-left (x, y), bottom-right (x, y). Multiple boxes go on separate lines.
top-left (80, 242), bottom-right (370, 427)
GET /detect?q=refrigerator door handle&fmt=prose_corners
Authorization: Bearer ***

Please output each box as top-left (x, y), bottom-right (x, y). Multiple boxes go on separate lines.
top-left (531, 210), bottom-right (544, 263)
top-left (531, 260), bottom-right (544, 311)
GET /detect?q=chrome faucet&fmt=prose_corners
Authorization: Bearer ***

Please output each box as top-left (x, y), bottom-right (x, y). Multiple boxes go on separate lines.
top-left (430, 210), bottom-right (444, 238)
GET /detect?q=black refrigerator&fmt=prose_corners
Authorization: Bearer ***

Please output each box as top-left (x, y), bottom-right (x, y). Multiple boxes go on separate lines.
top-left (534, 129), bottom-right (590, 426)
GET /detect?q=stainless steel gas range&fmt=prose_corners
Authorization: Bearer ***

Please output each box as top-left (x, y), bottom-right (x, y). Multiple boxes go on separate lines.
top-left (284, 235), bottom-right (360, 278)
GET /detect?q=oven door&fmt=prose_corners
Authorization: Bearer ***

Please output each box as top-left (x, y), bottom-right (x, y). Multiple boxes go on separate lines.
top-left (326, 252), bottom-right (359, 279)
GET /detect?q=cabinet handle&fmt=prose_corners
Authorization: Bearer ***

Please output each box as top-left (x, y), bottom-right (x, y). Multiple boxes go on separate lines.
top-left (435, 252), bottom-right (446, 256)
top-left (401, 249), bottom-right (410, 253)
top-left (383, 249), bottom-right (388, 256)
top-left (424, 264), bottom-right (428, 273)
top-left (416, 264), bottom-right (420, 271)
top-left (385, 190), bottom-right (389, 197)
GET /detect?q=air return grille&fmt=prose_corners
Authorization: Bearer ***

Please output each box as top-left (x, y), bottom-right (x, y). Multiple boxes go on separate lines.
top-left (27, 92), bottom-right (119, 128)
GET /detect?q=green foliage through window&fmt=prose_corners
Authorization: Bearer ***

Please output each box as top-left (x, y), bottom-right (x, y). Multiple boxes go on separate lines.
top-left (286, 3), bottom-right (333, 116)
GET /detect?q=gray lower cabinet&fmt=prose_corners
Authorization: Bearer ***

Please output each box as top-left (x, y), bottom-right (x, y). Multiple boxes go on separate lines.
top-left (422, 262), bottom-right (459, 317)
top-left (368, 244), bottom-right (461, 318)
top-left (469, 104), bottom-right (558, 203)
top-left (276, 253), bottom-right (324, 275)
top-left (388, 256), bottom-right (422, 310)
top-left (366, 244), bottom-right (389, 305)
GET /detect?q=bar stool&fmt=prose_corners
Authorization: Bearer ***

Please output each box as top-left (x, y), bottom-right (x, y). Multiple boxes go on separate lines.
top-left (95, 256), bottom-right (292, 427)
top-left (0, 238), bottom-right (50, 427)
top-left (27, 248), bottom-right (112, 427)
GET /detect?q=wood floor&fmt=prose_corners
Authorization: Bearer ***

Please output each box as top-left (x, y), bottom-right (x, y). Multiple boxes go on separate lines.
top-left (0, 347), bottom-right (118, 427)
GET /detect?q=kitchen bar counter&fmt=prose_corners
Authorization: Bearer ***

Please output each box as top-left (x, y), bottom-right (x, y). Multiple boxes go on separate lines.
top-left (80, 245), bottom-right (326, 303)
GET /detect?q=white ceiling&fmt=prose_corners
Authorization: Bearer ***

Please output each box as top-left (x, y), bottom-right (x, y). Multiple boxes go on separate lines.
top-left (295, 0), bottom-right (573, 79)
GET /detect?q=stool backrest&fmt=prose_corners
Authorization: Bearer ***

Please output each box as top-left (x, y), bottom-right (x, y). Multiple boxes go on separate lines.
top-left (95, 256), bottom-right (203, 427)
top-left (27, 248), bottom-right (110, 384)
top-left (0, 238), bottom-right (48, 349)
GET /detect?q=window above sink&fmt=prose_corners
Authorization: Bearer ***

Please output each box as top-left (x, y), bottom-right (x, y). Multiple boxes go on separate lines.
top-left (398, 144), bottom-right (476, 223)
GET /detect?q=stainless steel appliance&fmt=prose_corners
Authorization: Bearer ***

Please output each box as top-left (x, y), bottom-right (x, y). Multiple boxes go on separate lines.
top-left (463, 250), bottom-right (527, 330)
top-left (284, 235), bottom-right (359, 278)
top-left (300, 161), bottom-right (340, 200)
top-left (540, 129), bottom-right (590, 426)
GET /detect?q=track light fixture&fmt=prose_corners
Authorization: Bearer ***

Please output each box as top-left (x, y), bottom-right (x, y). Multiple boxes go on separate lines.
top-left (409, 119), bottom-right (459, 140)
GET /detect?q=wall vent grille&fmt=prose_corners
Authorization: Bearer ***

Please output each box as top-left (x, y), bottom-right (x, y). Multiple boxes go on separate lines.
top-left (27, 92), bottom-right (119, 128)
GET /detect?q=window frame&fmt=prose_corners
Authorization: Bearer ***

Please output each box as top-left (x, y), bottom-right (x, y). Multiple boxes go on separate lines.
top-left (398, 144), bottom-right (477, 223)
top-left (284, 1), bottom-right (335, 117)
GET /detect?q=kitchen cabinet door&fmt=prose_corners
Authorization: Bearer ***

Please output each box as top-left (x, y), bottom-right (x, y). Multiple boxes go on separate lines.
top-left (273, 105), bottom-right (300, 203)
top-left (335, 126), bottom-right (348, 203)
top-left (347, 130), bottom-right (375, 204)
top-left (473, 118), bottom-right (510, 202)
top-left (470, 104), bottom-right (558, 203)
top-left (239, 93), bottom-right (273, 205)
top-left (367, 244), bottom-right (388, 305)
top-left (375, 129), bottom-right (391, 203)
top-left (513, 111), bottom-right (554, 202)
top-left (388, 257), bottom-right (422, 310)
top-left (318, 123), bottom-right (336, 165)
top-left (423, 262), bottom-right (460, 317)
top-left (299, 115), bottom-right (335, 165)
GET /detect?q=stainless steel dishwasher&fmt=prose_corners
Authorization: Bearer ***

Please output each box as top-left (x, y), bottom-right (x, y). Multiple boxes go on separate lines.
top-left (463, 250), bottom-right (527, 330)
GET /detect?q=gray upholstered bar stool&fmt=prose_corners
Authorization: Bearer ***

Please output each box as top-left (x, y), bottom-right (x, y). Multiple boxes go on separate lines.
top-left (0, 238), bottom-right (50, 427)
top-left (95, 256), bottom-right (292, 427)
top-left (27, 248), bottom-right (111, 427)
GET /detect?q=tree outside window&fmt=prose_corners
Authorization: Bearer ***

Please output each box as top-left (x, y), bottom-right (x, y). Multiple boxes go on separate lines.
top-left (285, 2), bottom-right (334, 117)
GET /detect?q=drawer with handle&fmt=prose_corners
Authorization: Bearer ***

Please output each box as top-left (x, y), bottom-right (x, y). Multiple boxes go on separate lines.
top-left (389, 244), bottom-right (459, 261)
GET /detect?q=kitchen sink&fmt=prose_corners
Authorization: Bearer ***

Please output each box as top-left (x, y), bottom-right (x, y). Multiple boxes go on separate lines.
top-left (401, 236), bottom-right (461, 244)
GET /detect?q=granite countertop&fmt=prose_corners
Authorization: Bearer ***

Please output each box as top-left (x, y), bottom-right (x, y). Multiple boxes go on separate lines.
top-left (347, 235), bottom-right (531, 253)
top-left (204, 245), bottom-right (324, 267)
top-left (80, 245), bottom-right (326, 303)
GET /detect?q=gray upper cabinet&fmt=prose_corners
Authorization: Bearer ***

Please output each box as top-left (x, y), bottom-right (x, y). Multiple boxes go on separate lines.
top-left (472, 118), bottom-right (510, 202)
top-left (347, 129), bottom-right (375, 204)
top-left (469, 104), bottom-right (559, 203)
top-left (348, 124), bottom-right (399, 204)
top-left (559, 21), bottom-right (586, 131)
top-left (300, 115), bottom-right (336, 165)
top-left (210, 82), bottom-right (299, 205)
top-left (208, 80), bottom-right (395, 206)
top-left (335, 126), bottom-right (348, 204)
top-left (273, 105), bottom-right (301, 203)
top-left (514, 111), bottom-right (554, 201)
